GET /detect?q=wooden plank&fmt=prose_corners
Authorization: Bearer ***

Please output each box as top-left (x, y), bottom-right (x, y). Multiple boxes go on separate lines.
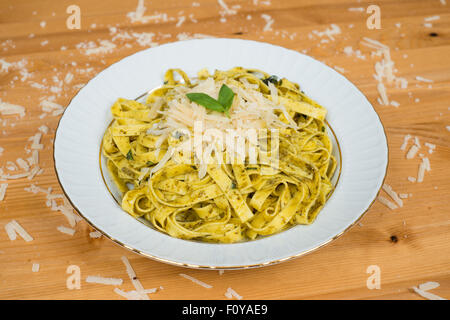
top-left (0, 0), bottom-right (449, 300)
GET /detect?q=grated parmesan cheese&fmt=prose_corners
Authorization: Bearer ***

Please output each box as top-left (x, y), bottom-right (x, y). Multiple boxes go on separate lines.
top-left (5, 220), bottom-right (33, 242)
top-left (57, 225), bottom-right (76, 236)
top-left (179, 273), bottom-right (213, 289)
top-left (261, 14), bottom-right (274, 32)
top-left (390, 100), bottom-right (400, 107)
top-left (348, 7), bottom-right (364, 12)
top-left (0, 99), bottom-right (26, 117)
top-left (0, 183), bottom-right (7, 201)
top-left (89, 231), bottom-right (102, 238)
top-left (416, 157), bottom-right (430, 183)
top-left (86, 276), bottom-right (123, 286)
top-left (424, 15), bottom-right (440, 22)
top-left (400, 134), bottom-right (411, 151)
top-left (225, 287), bottom-right (243, 300)
top-left (415, 76), bottom-right (433, 83)
top-left (424, 142), bottom-right (435, 154)
top-left (16, 158), bottom-right (30, 171)
top-left (411, 286), bottom-right (446, 300)
top-left (218, 0), bottom-right (237, 16)
top-left (311, 24), bottom-right (341, 41)
top-left (382, 184), bottom-right (403, 207)
top-left (406, 144), bottom-right (419, 159)
top-left (38, 125), bottom-right (49, 134)
top-left (377, 196), bottom-right (398, 210)
top-left (40, 100), bottom-right (64, 116)
top-left (418, 281), bottom-right (440, 291)
top-left (377, 82), bottom-right (389, 105)
top-left (32, 263), bottom-right (40, 272)
top-left (121, 256), bottom-right (149, 300)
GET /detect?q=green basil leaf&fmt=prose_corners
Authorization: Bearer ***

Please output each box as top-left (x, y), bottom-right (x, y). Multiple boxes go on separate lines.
top-left (186, 93), bottom-right (225, 112)
top-left (218, 84), bottom-right (235, 111)
top-left (262, 75), bottom-right (280, 86)
top-left (126, 150), bottom-right (133, 160)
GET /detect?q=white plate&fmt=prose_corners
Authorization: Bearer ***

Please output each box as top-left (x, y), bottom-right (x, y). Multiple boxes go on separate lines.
top-left (54, 38), bottom-right (388, 269)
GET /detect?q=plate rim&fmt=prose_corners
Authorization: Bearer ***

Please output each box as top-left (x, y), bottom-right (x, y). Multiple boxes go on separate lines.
top-left (53, 38), bottom-right (389, 270)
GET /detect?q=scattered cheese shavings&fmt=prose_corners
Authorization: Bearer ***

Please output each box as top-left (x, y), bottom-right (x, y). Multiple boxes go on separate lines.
top-left (422, 157), bottom-right (431, 171)
top-left (382, 184), bottom-right (403, 207)
top-left (311, 24), bottom-right (341, 41)
top-left (57, 225), bottom-right (76, 236)
top-left (127, 0), bottom-right (148, 23)
top-left (416, 157), bottom-right (430, 183)
top-left (127, 0), bottom-right (170, 23)
top-left (114, 288), bottom-right (158, 300)
top-left (0, 183), bottom-right (7, 201)
top-left (24, 184), bottom-right (81, 227)
top-left (32, 263), bottom-right (40, 272)
top-left (6, 161), bottom-right (18, 171)
top-left (377, 196), bottom-right (398, 210)
top-left (399, 193), bottom-right (408, 199)
top-left (406, 144), bottom-right (419, 159)
top-left (261, 14), bottom-right (274, 31)
top-left (0, 100), bottom-right (26, 117)
top-left (418, 281), bottom-right (440, 291)
top-left (86, 276), bottom-right (123, 286)
top-left (128, 288), bottom-right (157, 295)
top-left (377, 82), bottom-right (389, 105)
top-left (16, 158), bottom-right (30, 171)
top-left (348, 7), bottom-right (364, 12)
top-left (423, 23), bottom-right (433, 28)
top-left (64, 72), bottom-right (74, 84)
top-left (40, 100), bottom-right (64, 116)
top-left (411, 286), bottom-right (446, 300)
top-left (415, 76), bottom-right (433, 83)
top-left (89, 231), bottom-right (102, 238)
top-left (114, 288), bottom-right (142, 300)
top-left (218, 0), bottom-right (237, 16)
top-left (0, 58), bottom-right (13, 72)
top-left (121, 256), bottom-right (149, 300)
top-left (179, 273), bottom-right (213, 289)
top-left (424, 15), bottom-right (440, 21)
top-left (390, 100), bottom-right (400, 107)
top-left (176, 33), bottom-right (213, 41)
top-left (334, 66), bottom-right (346, 73)
top-left (424, 142), bottom-right (436, 154)
top-left (5, 220), bottom-right (33, 242)
top-left (414, 136), bottom-right (421, 148)
top-left (361, 37), bottom-right (407, 105)
top-left (176, 16), bottom-right (186, 27)
top-left (38, 125), bottom-right (49, 134)
top-left (225, 287), bottom-right (243, 300)
top-left (131, 32), bottom-right (158, 47)
top-left (400, 134), bottom-right (412, 151)
top-left (76, 40), bottom-right (116, 56)
top-left (408, 176), bottom-right (416, 183)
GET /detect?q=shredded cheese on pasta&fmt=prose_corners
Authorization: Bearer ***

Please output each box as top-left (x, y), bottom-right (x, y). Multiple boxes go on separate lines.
top-left (102, 67), bottom-right (336, 243)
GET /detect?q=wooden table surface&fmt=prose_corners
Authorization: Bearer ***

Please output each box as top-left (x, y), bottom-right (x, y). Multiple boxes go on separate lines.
top-left (0, 0), bottom-right (449, 300)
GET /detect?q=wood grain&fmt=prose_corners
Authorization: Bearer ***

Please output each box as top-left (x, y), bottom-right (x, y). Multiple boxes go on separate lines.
top-left (0, 0), bottom-right (449, 300)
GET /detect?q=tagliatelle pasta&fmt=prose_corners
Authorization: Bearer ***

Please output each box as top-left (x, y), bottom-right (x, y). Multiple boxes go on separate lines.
top-left (102, 67), bottom-right (336, 243)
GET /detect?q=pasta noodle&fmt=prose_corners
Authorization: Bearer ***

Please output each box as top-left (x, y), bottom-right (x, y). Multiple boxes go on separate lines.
top-left (102, 67), bottom-right (336, 243)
